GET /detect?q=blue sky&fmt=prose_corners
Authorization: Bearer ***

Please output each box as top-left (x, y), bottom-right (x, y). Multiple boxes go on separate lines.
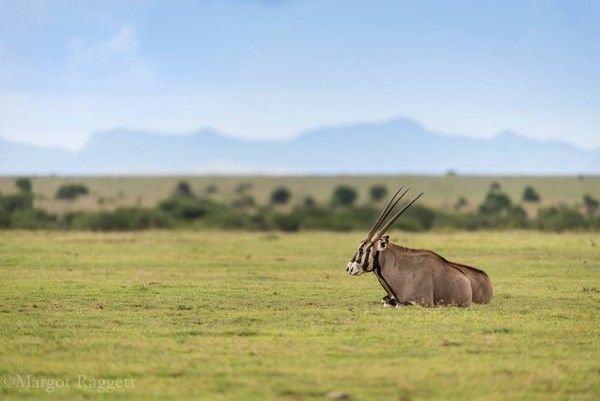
top-left (0, 0), bottom-right (599, 150)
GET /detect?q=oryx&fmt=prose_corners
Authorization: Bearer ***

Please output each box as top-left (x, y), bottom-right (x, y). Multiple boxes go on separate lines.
top-left (346, 187), bottom-right (493, 307)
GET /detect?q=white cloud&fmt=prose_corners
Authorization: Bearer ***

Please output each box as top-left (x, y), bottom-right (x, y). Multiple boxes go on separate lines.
top-left (66, 24), bottom-right (156, 92)
top-left (104, 25), bottom-right (138, 53)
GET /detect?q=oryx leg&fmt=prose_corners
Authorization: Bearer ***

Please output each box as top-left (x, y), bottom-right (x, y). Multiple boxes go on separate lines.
top-left (374, 269), bottom-right (398, 307)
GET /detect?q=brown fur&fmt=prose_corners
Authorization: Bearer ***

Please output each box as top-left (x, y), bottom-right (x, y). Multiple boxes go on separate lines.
top-left (378, 243), bottom-right (493, 307)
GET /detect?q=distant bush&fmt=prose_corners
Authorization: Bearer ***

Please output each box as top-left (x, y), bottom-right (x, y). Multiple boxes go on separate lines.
top-left (246, 212), bottom-right (273, 231)
top-left (56, 184), bottom-right (89, 200)
top-left (0, 207), bottom-right (11, 228)
top-left (204, 184), bottom-right (218, 195)
top-left (287, 204), bottom-right (439, 232)
top-left (402, 205), bottom-right (437, 230)
top-left (201, 209), bottom-right (251, 230)
top-left (332, 185), bottom-right (358, 207)
top-left (454, 196), bottom-right (468, 211)
top-left (69, 208), bottom-right (172, 231)
top-left (159, 197), bottom-right (220, 220)
top-left (287, 205), bottom-right (336, 230)
top-left (232, 195), bottom-right (256, 209)
top-left (332, 206), bottom-right (380, 231)
top-left (15, 177), bottom-right (32, 193)
top-left (272, 212), bottom-right (302, 232)
top-left (505, 205), bottom-right (529, 228)
top-left (583, 194), bottom-right (599, 216)
top-left (436, 212), bottom-right (481, 231)
top-left (303, 196), bottom-right (316, 208)
top-left (270, 187), bottom-right (291, 205)
top-left (536, 206), bottom-right (587, 232)
top-left (441, 204), bottom-right (528, 230)
top-left (172, 181), bottom-right (195, 198)
top-left (589, 216), bottom-right (600, 231)
top-left (0, 192), bottom-right (33, 213)
top-left (479, 190), bottom-right (512, 215)
top-left (489, 181), bottom-right (502, 191)
top-left (10, 209), bottom-right (57, 229)
top-left (369, 185), bottom-right (388, 202)
top-left (522, 186), bottom-right (541, 202)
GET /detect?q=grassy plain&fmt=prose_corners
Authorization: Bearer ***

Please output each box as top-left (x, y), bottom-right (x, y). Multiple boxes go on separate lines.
top-left (1, 175), bottom-right (599, 214)
top-left (0, 230), bottom-right (599, 400)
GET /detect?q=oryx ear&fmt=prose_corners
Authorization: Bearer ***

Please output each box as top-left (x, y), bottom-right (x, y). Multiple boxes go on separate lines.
top-left (377, 236), bottom-right (389, 251)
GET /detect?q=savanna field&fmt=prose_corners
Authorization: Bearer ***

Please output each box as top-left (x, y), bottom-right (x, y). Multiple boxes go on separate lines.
top-left (1, 230), bottom-right (598, 400)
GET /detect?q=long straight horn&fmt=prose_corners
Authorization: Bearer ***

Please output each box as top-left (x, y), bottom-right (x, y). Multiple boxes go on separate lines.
top-left (374, 192), bottom-right (424, 239)
top-left (364, 187), bottom-right (409, 241)
top-left (363, 186), bottom-right (403, 239)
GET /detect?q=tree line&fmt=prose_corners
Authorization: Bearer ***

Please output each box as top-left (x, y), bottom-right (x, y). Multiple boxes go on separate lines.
top-left (0, 178), bottom-right (598, 232)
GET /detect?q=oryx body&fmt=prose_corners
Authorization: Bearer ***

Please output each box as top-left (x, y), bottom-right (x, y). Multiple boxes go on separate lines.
top-left (346, 187), bottom-right (493, 307)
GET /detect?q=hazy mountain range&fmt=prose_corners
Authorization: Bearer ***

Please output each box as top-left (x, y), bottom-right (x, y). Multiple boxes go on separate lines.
top-left (1, 119), bottom-right (598, 175)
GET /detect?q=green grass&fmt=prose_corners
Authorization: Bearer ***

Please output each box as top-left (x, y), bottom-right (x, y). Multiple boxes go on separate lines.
top-left (0, 231), bottom-right (599, 400)
top-left (1, 175), bottom-right (599, 214)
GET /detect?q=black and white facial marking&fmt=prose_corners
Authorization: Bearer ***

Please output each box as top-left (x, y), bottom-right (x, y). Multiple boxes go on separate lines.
top-left (346, 236), bottom-right (389, 275)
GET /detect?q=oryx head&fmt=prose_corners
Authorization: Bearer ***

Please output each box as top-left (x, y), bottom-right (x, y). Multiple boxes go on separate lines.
top-left (346, 187), bottom-right (423, 276)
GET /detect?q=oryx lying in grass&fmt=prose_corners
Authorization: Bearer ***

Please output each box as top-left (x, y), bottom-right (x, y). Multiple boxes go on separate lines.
top-left (346, 187), bottom-right (493, 307)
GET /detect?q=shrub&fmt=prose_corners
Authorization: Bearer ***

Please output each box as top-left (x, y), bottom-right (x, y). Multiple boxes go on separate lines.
top-left (522, 186), bottom-right (541, 202)
top-left (369, 185), bottom-right (388, 202)
top-left (159, 197), bottom-right (218, 220)
top-left (505, 205), bottom-right (529, 228)
top-left (589, 216), bottom-right (600, 230)
top-left (204, 184), bottom-right (218, 195)
top-left (201, 209), bottom-right (251, 230)
top-left (402, 205), bottom-right (437, 230)
top-left (232, 195), bottom-right (256, 209)
top-left (270, 187), bottom-right (291, 205)
top-left (272, 213), bottom-right (302, 232)
top-left (10, 209), bottom-right (57, 229)
top-left (172, 181), bottom-right (195, 198)
top-left (0, 192), bottom-right (33, 212)
top-left (15, 177), bottom-right (32, 193)
top-left (367, 204), bottom-right (439, 232)
top-left (288, 205), bottom-right (335, 230)
top-left (440, 205), bottom-right (528, 230)
top-left (391, 216), bottom-right (426, 232)
top-left (478, 190), bottom-right (512, 215)
top-left (69, 208), bottom-right (172, 231)
top-left (303, 196), bottom-right (316, 208)
top-left (536, 206), bottom-right (587, 231)
top-left (247, 212), bottom-right (274, 231)
top-left (332, 185), bottom-right (358, 207)
top-left (336, 206), bottom-right (380, 231)
top-left (0, 207), bottom-right (11, 228)
top-left (583, 194), bottom-right (599, 216)
top-left (454, 196), bottom-right (468, 211)
top-left (437, 212), bottom-right (481, 231)
top-left (56, 184), bottom-right (89, 200)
